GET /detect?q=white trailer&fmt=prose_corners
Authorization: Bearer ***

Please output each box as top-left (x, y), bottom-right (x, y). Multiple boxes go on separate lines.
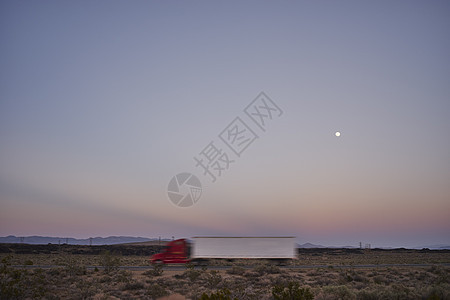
top-left (191, 236), bottom-right (296, 261)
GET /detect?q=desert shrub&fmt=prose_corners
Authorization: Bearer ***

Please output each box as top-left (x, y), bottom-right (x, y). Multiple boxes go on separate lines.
top-left (318, 285), bottom-right (355, 300)
top-left (122, 280), bottom-right (145, 291)
top-left (161, 275), bottom-right (187, 289)
top-left (205, 270), bottom-right (222, 288)
top-left (414, 270), bottom-right (429, 281)
top-left (47, 267), bottom-right (63, 276)
top-left (115, 270), bottom-right (132, 283)
top-left (272, 281), bottom-right (314, 300)
top-left (420, 283), bottom-right (450, 300)
top-left (186, 269), bottom-right (202, 282)
top-left (216, 279), bottom-right (262, 300)
top-left (227, 266), bottom-right (246, 276)
top-left (373, 275), bottom-right (389, 285)
top-left (427, 266), bottom-right (449, 284)
top-left (62, 256), bottom-right (87, 277)
top-left (75, 278), bottom-right (96, 300)
top-left (306, 269), bottom-right (322, 277)
top-left (339, 270), bottom-right (367, 284)
top-left (146, 283), bottom-right (169, 299)
top-left (243, 270), bottom-right (259, 278)
top-left (339, 271), bottom-right (354, 283)
top-left (359, 284), bottom-right (416, 300)
top-left (27, 268), bottom-right (48, 298)
top-left (0, 259), bottom-right (54, 299)
top-left (357, 288), bottom-right (379, 300)
top-left (0, 256), bottom-right (26, 299)
top-left (144, 263), bottom-right (164, 277)
top-left (378, 284), bottom-right (413, 299)
top-left (314, 276), bottom-right (334, 286)
top-left (352, 272), bottom-right (368, 283)
top-left (183, 263), bottom-right (202, 282)
top-left (366, 271), bottom-right (377, 277)
top-left (200, 288), bottom-right (237, 300)
top-left (271, 276), bottom-right (293, 287)
top-left (427, 265), bottom-right (442, 274)
top-left (44, 292), bottom-right (61, 300)
top-left (254, 264), bottom-right (281, 275)
top-left (98, 274), bottom-right (113, 284)
top-left (389, 268), bottom-right (400, 275)
top-left (100, 250), bottom-right (120, 274)
top-left (233, 286), bottom-right (263, 300)
top-left (24, 259), bottom-right (33, 266)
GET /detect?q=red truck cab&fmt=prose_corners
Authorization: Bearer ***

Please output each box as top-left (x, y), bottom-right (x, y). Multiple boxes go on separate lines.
top-left (150, 238), bottom-right (190, 264)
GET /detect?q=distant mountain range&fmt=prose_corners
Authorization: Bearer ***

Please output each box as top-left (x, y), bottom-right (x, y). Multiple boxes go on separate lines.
top-left (297, 242), bottom-right (450, 250)
top-left (0, 235), bottom-right (156, 245)
top-left (297, 242), bottom-right (327, 248)
top-left (297, 243), bottom-right (359, 249)
top-left (1, 236), bottom-right (449, 249)
top-left (416, 244), bottom-right (450, 250)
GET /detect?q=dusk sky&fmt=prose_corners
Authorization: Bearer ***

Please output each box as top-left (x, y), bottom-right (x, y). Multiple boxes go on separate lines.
top-left (1, 1), bottom-right (449, 248)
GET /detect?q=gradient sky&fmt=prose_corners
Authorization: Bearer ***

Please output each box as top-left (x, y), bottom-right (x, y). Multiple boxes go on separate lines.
top-left (1, 1), bottom-right (449, 248)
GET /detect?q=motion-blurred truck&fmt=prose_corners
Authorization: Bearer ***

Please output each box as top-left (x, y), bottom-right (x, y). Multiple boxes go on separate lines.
top-left (150, 236), bottom-right (296, 265)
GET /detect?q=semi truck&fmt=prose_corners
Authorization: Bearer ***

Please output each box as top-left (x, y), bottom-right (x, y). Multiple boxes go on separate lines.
top-left (150, 236), bottom-right (296, 264)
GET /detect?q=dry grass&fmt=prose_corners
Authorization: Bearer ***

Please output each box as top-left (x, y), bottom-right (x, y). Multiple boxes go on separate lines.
top-left (1, 258), bottom-right (449, 299)
top-left (1, 247), bottom-right (449, 299)
top-left (293, 248), bottom-right (450, 266)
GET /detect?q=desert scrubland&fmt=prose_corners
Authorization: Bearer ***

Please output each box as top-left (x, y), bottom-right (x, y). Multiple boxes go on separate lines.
top-left (1, 244), bottom-right (449, 299)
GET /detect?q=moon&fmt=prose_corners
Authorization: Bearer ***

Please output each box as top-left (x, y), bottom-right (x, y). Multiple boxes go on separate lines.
top-left (335, 131), bottom-right (341, 137)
